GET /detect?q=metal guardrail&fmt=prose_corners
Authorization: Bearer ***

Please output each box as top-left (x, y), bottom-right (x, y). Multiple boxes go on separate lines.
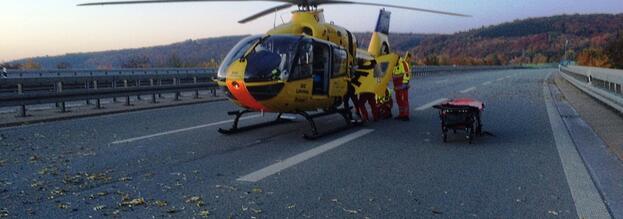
top-left (0, 65), bottom-right (533, 117)
top-left (412, 65), bottom-right (525, 76)
top-left (0, 68), bottom-right (218, 117)
top-left (3, 67), bottom-right (215, 79)
top-left (559, 65), bottom-right (623, 113)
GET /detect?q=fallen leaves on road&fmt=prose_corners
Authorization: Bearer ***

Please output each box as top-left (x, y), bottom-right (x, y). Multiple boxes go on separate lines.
top-left (30, 180), bottom-right (45, 189)
top-left (63, 174), bottom-right (84, 185)
top-left (49, 187), bottom-right (66, 199)
top-left (38, 166), bottom-right (57, 175)
top-left (341, 207), bottom-right (358, 214)
top-left (186, 196), bottom-right (205, 207)
top-left (198, 210), bottom-right (210, 218)
top-left (29, 155), bottom-right (39, 162)
top-left (89, 191), bottom-right (109, 200)
top-left (86, 172), bottom-right (112, 181)
top-left (251, 188), bottom-right (263, 193)
top-left (121, 197), bottom-right (145, 207)
top-left (431, 208), bottom-right (443, 215)
top-left (215, 184), bottom-right (238, 191)
top-left (0, 208), bottom-right (8, 218)
top-left (154, 200), bottom-right (168, 207)
top-left (166, 207), bottom-right (183, 214)
top-left (250, 208), bottom-right (263, 214)
top-left (118, 176), bottom-right (132, 182)
top-left (287, 204), bottom-right (296, 209)
top-left (93, 205), bottom-right (105, 211)
top-left (58, 203), bottom-right (71, 209)
top-left (548, 210), bottom-right (559, 216)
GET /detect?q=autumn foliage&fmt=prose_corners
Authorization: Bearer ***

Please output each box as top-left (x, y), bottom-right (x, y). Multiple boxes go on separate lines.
top-left (576, 48), bottom-right (611, 67)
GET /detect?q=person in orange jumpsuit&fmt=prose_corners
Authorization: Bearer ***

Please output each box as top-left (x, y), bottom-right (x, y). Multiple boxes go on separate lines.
top-left (393, 53), bottom-right (412, 121)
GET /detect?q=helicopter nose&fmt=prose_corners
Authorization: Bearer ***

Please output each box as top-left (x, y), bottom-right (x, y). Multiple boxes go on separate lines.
top-left (226, 79), bottom-right (267, 111)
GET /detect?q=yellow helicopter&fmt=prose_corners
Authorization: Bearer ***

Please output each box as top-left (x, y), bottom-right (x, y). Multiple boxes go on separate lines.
top-left (79, 0), bottom-right (469, 139)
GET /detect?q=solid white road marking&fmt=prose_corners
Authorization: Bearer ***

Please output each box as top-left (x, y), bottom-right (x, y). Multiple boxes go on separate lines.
top-left (482, 81), bottom-right (492, 85)
top-left (111, 115), bottom-right (261, 144)
top-left (435, 79), bottom-right (449, 84)
top-left (496, 77), bottom-right (505, 81)
top-left (237, 129), bottom-right (374, 182)
top-left (460, 87), bottom-right (477, 94)
top-left (415, 98), bottom-right (449, 111)
top-left (542, 77), bottom-right (611, 218)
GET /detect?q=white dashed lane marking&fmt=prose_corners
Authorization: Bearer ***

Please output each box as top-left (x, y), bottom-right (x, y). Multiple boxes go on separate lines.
top-left (460, 87), bottom-right (477, 94)
top-left (415, 98), bottom-right (449, 111)
top-left (111, 115), bottom-right (261, 144)
top-left (237, 129), bottom-right (374, 182)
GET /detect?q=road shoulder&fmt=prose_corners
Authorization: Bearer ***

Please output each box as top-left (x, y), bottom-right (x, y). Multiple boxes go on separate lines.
top-left (550, 72), bottom-right (623, 218)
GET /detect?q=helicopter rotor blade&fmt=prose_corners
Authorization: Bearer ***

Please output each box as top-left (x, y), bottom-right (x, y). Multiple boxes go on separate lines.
top-left (317, 0), bottom-right (471, 17)
top-left (77, 0), bottom-right (294, 6)
top-left (238, 3), bottom-right (293, 23)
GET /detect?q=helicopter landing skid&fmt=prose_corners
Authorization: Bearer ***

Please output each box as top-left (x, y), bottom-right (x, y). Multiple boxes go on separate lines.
top-left (217, 110), bottom-right (292, 135)
top-left (300, 108), bottom-right (362, 140)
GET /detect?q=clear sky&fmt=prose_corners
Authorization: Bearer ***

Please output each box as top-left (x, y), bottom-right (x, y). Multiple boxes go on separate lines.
top-left (2, 0), bottom-right (623, 62)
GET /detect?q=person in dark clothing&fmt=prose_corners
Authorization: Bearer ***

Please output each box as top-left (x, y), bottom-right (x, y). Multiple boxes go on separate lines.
top-left (1, 67), bottom-right (7, 79)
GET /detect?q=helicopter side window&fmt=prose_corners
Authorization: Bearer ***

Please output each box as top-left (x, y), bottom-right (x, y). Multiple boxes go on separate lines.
top-left (332, 47), bottom-right (348, 77)
top-left (312, 42), bottom-right (331, 95)
top-left (291, 41), bottom-right (313, 81)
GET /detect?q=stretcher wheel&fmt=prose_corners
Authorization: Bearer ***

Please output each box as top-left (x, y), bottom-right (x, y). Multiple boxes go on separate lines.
top-left (468, 126), bottom-right (476, 144)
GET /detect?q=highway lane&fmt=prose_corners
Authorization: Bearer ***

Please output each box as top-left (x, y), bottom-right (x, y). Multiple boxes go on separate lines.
top-left (0, 68), bottom-right (600, 218)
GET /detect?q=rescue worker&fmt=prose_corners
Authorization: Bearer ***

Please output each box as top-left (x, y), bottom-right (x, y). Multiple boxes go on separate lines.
top-left (343, 76), bottom-right (361, 122)
top-left (393, 52), bottom-right (412, 121)
top-left (353, 59), bottom-right (380, 122)
top-left (1, 67), bottom-right (7, 79)
top-left (357, 91), bottom-right (379, 122)
top-left (376, 88), bottom-right (393, 119)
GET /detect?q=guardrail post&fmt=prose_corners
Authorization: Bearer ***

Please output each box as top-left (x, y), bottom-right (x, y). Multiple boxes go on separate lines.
top-left (94, 80), bottom-right (102, 109)
top-left (158, 79), bottom-right (163, 99)
top-left (57, 82), bottom-right (68, 113)
top-left (17, 83), bottom-right (28, 117)
top-left (174, 78), bottom-right (181, 101)
top-left (112, 80), bottom-right (118, 103)
top-left (124, 80), bottom-right (131, 106)
top-left (193, 77), bottom-right (200, 99)
top-left (85, 81), bottom-right (91, 105)
top-left (54, 82), bottom-right (60, 108)
top-left (150, 79), bottom-right (157, 104)
top-left (136, 80), bottom-right (142, 100)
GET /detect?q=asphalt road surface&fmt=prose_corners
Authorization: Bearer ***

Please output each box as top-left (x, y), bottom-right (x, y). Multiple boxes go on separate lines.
top-left (0, 68), bottom-right (610, 218)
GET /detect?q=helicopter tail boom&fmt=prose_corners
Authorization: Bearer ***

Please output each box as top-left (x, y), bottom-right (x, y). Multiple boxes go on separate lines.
top-left (368, 9), bottom-right (391, 56)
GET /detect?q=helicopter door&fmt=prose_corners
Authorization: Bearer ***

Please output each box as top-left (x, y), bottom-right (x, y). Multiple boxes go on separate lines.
top-left (312, 42), bottom-right (331, 96)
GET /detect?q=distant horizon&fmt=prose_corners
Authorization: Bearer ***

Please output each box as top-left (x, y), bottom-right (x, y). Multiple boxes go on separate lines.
top-left (3, 0), bottom-right (623, 62)
top-left (6, 12), bottom-right (621, 63)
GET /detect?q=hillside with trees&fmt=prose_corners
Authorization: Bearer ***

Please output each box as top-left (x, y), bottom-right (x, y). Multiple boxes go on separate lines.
top-left (407, 14), bottom-right (623, 67)
top-left (4, 13), bottom-right (623, 69)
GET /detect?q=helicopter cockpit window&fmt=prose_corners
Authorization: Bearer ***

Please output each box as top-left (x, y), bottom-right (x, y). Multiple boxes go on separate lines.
top-left (217, 35), bottom-right (262, 81)
top-left (244, 36), bottom-right (299, 82)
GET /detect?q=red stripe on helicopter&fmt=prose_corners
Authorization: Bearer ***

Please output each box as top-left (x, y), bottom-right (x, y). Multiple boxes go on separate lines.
top-left (226, 80), bottom-right (268, 112)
